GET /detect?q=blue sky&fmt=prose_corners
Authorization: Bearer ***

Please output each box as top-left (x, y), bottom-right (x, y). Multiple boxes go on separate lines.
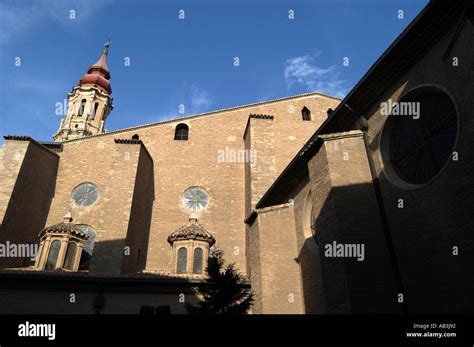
top-left (0, 0), bottom-right (428, 142)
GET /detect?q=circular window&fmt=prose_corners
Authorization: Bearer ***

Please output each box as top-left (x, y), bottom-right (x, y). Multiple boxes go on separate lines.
top-left (381, 87), bottom-right (458, 187)
top-left (71, 183), bottom-right (99, 207)
top-left (181, 187), bottom-right (208, 212)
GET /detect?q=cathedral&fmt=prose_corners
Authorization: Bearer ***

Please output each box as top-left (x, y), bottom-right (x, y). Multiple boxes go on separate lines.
top-left (0, 0), bottom-right (473, 314)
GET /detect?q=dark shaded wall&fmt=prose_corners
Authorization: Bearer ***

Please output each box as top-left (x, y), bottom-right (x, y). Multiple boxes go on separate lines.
top-left (360, 13), bottom-right (474, 313)
top-left (122, 145), bottom-right (154, 275)
top-left (307, 132), bottom-right (399, 314)
top-left (0, 139), bottom-right (59, 269)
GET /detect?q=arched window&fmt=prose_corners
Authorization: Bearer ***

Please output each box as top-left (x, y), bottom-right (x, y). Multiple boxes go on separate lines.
top-left (302, 107), bottom-right (311, 121)
top-left (174, 123), bottom-right (189, 141)
top-left (90, 102), bottom-right (99, 120)
top-left (63, 242), bottom-right (77, 270)
top-left (177, 247), bottom-right (187, 274)
top-left (193, 248), bottom-right (203, 274)
top-left (45, 240), bottom-right (61, 270)
top-left (310, 205), bottom-right (316, 235)
top-left (78, 99), bottom-right (87, 116)
top-left (303, 190), bottom-right (318, 252)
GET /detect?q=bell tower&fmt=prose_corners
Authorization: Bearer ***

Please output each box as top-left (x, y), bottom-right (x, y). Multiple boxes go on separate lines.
top-left (53, 41), bottom-right (114, 142)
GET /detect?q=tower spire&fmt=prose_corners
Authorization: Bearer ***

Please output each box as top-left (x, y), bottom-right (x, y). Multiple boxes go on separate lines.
top-left (103, 38), bottom-right (110, 54)
top-left (87, 40), bottom-right (111, 80)
top-left (53, 41), bottom-right (114, 142)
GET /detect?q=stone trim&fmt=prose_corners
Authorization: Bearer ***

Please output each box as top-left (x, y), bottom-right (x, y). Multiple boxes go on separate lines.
top-left (3, 135), bottom-right (60, 157)
top-left (243, 113), bottom-right (275, 139)
top-left (257, 200), bottom-right (294, 214)
top-left (113, 138), bottom-right (153, 164)
top-left (318, 130), bottom-right (364, 141)
top-left (245, 200), bottom-right (294, 225)
top-left (244, 210), bottom-right (257, 225)
top-left (3, 135), bottom-right (32, 141)
top-left (249, 114), bottom-right (274, 120)
top-left (114, 138), bottom-right (142, 144)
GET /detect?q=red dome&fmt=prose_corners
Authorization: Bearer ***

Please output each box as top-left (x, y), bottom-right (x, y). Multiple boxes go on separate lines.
top-left (77, 42), bottom-right (112, 94)
top-left (78, 73), bottom-right (111, 94)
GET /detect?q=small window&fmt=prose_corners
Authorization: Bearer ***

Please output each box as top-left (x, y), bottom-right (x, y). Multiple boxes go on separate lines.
top-left (174, 123), bottom-right (189, 141)
top-left (193, 248), bottom-right (203, 274)
top-left (78, 99), bottom-right (87, 116)
top-left (63, 241), bottom-right (77, 270)
top-left (45, 240), bottom-right (61, 270)
top-left (302, 107), bottom-right (311, 121)
top-left (90, 102), bottom-right (99, 120)
top-left (177, 247), bottom-right (187, 274)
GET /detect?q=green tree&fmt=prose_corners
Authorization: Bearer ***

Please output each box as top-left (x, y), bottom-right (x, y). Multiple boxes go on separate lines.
top-left (185, 248), bottom-right (254, 314)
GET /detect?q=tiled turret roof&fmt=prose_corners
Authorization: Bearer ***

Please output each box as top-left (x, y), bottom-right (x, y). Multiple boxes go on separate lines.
top-left (167, 219), bottom-right (215, 245)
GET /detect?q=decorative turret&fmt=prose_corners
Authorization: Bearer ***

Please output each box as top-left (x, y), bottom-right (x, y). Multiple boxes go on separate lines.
top-left (53, 41), bottom-right (114, 142)
top-left (167, 215), bottom-right (215, 276)
top-left (167, 214), bottom-right (216, 246)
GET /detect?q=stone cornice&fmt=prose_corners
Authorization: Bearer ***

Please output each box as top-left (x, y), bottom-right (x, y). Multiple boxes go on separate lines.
top-left (3, 135), bottom-right (32, 141)
top-left (244, 200), bottom-right (294, 225)
top-left (249, 114), bottom-right (274, 120)
top-left (318, 130), bottom-right (364, 141)
top-left (243, 114), bottom-right (275, 139)
top-left (244, 210), bottom-right (257, 225)
top-left (3, 135), bottom-right (60, 157)
top-left (114, 138), bottom-right (142, 145)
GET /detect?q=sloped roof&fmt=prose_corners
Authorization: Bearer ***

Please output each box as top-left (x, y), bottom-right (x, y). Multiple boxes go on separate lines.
top-left (167, 222), bottom-right (215, 245)
top-left (39, 222), bottom-right (90, 239)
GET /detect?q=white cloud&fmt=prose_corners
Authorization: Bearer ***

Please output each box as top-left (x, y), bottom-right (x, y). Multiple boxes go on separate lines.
top-left (148, 84), bottom-right (213, 123)
top-left (190, 85), bottom-right (212, 113)
top-left (284, 53), bottom-right (349, 98)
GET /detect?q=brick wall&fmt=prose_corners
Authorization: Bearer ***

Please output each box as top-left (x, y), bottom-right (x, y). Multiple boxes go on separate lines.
top-left (44, 93), bottom-right (339, 277)
top-left (248, 203), bottom-right (304, 313)
top-left (0, 139), bottom-right (59, 269)
top-left (307, 131), bottom-right (399, 313)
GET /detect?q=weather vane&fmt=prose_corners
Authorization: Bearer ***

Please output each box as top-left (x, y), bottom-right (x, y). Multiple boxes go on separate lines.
top-left (103, 36), bottom-right (111, 54)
